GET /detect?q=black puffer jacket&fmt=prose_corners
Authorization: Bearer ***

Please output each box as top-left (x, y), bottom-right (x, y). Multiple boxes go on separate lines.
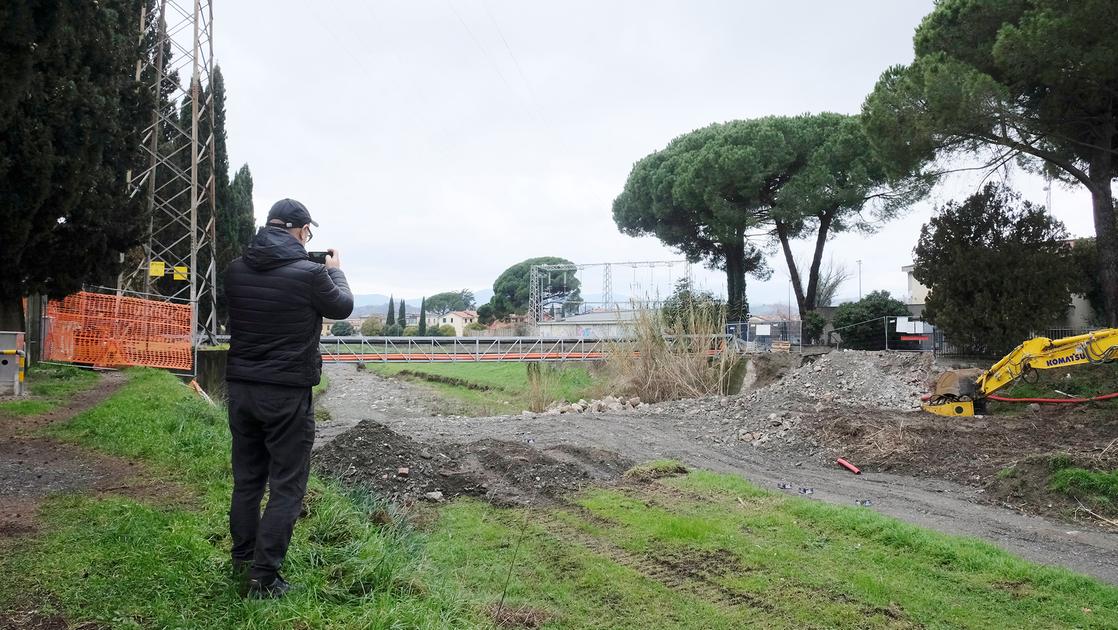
top-left (225, 226), bottom-right (353, 387)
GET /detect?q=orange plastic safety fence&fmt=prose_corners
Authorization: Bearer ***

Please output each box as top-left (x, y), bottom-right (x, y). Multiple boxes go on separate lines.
top-left (44, 292), bottom-right (192, 371)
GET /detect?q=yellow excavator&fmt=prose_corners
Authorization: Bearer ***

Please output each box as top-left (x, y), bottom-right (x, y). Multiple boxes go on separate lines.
top-left (922, 328), bottom-right (1118, 417)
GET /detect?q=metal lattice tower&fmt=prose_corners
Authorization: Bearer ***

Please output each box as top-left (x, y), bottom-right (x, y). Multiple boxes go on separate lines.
top-left (527, 260), bottom-right (688, 325)
top-left (120, 0), bottom-right (218, 343)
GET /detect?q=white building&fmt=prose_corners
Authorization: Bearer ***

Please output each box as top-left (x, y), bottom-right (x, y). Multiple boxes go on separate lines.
top-left (427, 310), bottom-right (479, 336)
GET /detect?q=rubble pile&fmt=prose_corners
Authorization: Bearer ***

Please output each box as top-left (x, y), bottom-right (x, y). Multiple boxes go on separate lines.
top-left (539, 395), bottom-right (643, 415)
top-left (742, 350), bottom-right (934, 411)
top-left (629, 350), bottom-right (935, 450)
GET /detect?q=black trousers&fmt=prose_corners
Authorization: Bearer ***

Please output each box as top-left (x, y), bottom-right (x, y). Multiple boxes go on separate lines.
top-left (227, 380), bottom-right (314, 581)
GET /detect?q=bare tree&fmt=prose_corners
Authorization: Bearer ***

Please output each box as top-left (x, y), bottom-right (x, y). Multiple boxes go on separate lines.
top-left (798, 257), bottom-right (850, 308)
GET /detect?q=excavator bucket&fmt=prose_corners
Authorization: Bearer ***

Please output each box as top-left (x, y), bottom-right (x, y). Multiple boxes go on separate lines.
top-left (921, 368), bottom-right (985, 417)
top-left (922, 399), bottom-right (975, 417)
top-left (931, 368), bottom-right (984, 399)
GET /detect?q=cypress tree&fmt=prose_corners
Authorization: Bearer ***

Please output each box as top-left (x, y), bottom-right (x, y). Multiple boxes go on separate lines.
top-left (0, 0), bottom-right (154, 329)
top-left (418, 297), bottom-right (427, 335)
top-left (399, 300), bottom-right (407, 328)
top-left (386, 296), bottom-right (395, 326)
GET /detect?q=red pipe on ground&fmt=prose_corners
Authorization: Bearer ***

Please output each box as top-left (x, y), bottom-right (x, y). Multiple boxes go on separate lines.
top-left (987, 392), bottom-right (1118, 404)
top-left (836, 458), bottom-right (861, 474)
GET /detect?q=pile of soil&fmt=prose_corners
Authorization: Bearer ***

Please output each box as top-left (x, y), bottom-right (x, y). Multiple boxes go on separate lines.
top-left (803, 403), bottom-right (1118, 486)
top-left (313, 421), bottom-right (631, 506)
top-left (641, 350), bottom-right (932, 422)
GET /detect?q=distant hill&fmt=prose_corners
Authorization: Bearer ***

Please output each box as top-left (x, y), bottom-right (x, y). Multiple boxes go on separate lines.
top-left (352, 293), bottom-right (391, 307)
top-left (350, 289), bottom-right (495, 318)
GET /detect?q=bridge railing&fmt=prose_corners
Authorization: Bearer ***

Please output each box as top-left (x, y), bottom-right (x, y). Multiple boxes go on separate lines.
top-left (213, 334), bottom-right (739, 363)
top-left (318, 335), bottom-right (611, 363)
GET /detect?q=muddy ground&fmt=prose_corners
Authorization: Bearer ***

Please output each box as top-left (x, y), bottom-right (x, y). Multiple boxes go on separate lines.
top-left (0, 372), bottom-right (130, 537)
top-left (803, 403), bottom-right (1118, 487)
top-left (0, 371), bottom-right (171, 629)
top-left (314, 421), bottom-right (631, 506)
top-left (313, 364), bottom-right (470, 447)
top-left (316, 362), bottom-right (1118, 585)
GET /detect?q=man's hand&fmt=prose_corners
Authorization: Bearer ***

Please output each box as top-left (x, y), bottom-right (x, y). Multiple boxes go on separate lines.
top-left (325, 248), bottom-right (341, 270)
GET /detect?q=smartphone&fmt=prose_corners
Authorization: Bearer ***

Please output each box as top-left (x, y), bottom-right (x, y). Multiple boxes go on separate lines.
top-left (308, 251), bottom-right (329, 264)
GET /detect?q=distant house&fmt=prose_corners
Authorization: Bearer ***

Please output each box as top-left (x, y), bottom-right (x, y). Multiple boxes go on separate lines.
top-left (426, 310), bottom-right (479, 336)
top-left (899, 264), bottom-right (930, 319)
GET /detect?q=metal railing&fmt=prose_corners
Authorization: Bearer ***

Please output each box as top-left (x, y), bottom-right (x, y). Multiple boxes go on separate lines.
top-left (315, 336), bottom-right (611, 363)
top-left (726, 320), bottom-right (803, 353)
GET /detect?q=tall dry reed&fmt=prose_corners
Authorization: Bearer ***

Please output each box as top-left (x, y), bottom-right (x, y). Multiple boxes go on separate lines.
top-left (605, 304), bottom-right (739, 403)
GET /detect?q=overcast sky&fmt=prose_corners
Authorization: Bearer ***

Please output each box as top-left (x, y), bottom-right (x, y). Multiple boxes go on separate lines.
top-left (218, 1), bottom-right (1098, 308)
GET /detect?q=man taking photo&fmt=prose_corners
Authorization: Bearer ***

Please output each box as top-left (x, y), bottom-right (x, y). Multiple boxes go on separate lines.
top-left (224, 198), bottom-right (353, 598)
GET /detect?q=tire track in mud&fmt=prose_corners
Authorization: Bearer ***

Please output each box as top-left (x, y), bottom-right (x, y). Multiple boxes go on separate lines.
top-left (524, 506), bottom-right (777, 614)
top-left (527, 505), bottom-right (921, 627)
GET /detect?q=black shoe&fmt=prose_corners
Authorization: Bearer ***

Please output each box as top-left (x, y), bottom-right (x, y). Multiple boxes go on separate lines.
top-left (247, 575), bottom-right (293, 599)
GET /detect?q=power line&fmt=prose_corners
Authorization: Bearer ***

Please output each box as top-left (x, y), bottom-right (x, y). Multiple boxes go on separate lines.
top-left (481, 0), bottom-right (539, 108)
top-left (446, 0), bottom-right (536, 121)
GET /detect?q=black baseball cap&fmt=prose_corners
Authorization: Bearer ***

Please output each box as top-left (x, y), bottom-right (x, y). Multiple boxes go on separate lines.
top-left (267, 198), bottom-right (319, 228)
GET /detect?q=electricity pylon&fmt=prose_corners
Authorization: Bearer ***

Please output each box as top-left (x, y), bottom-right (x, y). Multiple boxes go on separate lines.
top-left (120, 0), bottom-right (218, 343)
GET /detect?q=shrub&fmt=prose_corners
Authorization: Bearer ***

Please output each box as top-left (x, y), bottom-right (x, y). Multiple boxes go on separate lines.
top-left (437, 325), bottom-right (457, 337)
top-left (360, 317), bottom-right (383, 336)
top-left (830, 291), bottom-right (910, 350)
top-left (802, 311), bottom-right (826, 345)
top-left (605, 303), bottom-right (739, 403)
top-left (330, 320), bottom-right (355, 336)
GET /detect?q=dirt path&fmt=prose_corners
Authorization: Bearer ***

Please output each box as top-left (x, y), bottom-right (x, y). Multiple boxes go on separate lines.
top-left (0, 371), bottom-right (191, 537)
top-left (1, 370), bottom-right (197, 629)
top-left (318, 366), bottom-right (1118, 585)
top-left (314, 364), bottom-right (468, 447)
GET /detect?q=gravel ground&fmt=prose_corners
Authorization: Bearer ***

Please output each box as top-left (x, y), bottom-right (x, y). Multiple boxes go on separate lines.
top-left (315, 359), bottom-right (1118, 585)
top-left (314, 364), bottom-right (472, 448)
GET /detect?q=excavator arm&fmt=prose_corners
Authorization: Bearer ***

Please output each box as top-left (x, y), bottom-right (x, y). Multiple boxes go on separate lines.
top-left (923, 328), bottom-right (1118, 417)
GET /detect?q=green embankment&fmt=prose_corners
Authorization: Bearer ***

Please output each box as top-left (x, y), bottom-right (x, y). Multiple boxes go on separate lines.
top-left (1048, 453), bottom-right (1118, 514)
top-left (3, 368), bottom-right (1118, 628)
top-left (429, 470), bottom-right (1118, 629)
top-left (2, 369), bottom-right (466, 628)
top-left (370, 362), bottom-right (600, 414)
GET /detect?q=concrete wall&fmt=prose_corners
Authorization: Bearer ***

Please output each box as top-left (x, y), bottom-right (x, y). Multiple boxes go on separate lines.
top-left (537, 322), bottom-right (634, 339)
top-left (195, 347), bottom-right (228, 402)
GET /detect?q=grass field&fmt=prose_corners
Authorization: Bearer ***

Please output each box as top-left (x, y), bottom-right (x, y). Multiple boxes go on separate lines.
top-left (430, 472), bottom-right (1118, 628)
top-left (2, 369), bottom-right (466, 628)
top-left (0, 363), bottom-right (98, 416)
top-left (370, 362), bottom-right (601, 415)
top-left (4, 368), bottom-right (1118, 628)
